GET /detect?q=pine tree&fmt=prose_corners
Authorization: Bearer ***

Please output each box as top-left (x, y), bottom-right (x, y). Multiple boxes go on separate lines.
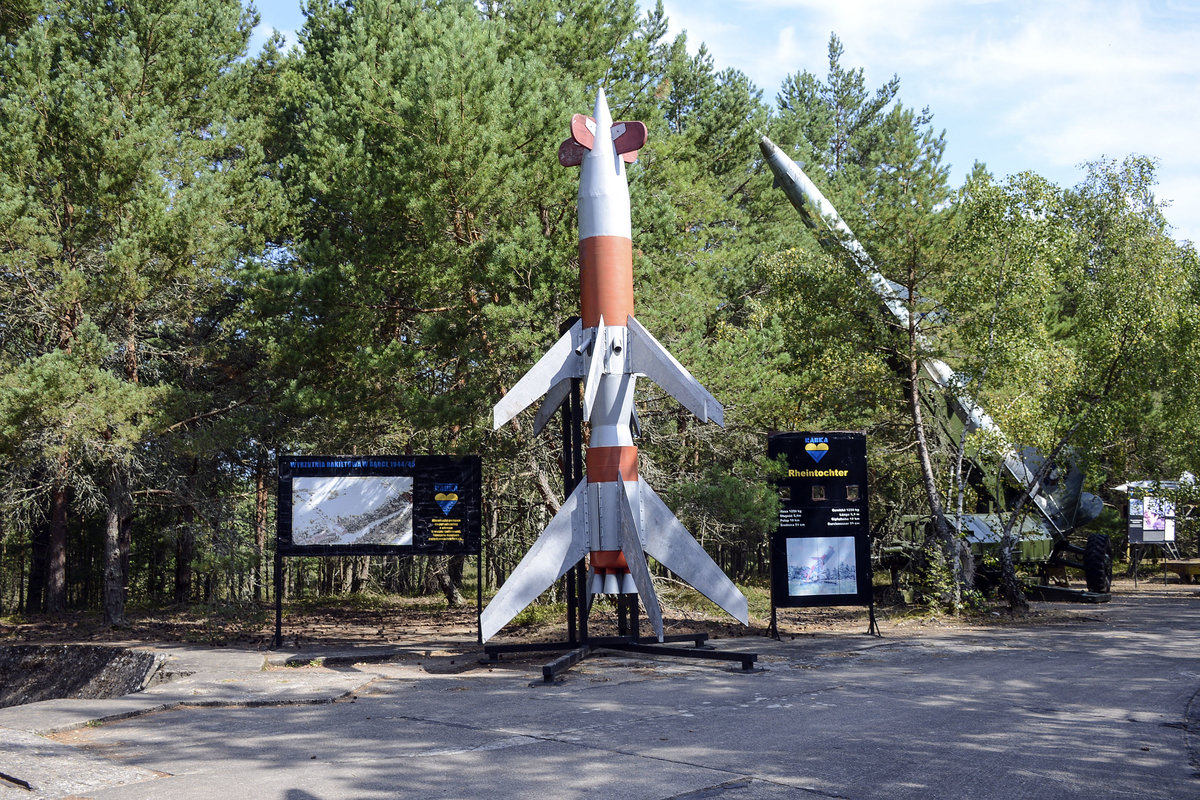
top-left (0, 0), bottom-right (279, 620)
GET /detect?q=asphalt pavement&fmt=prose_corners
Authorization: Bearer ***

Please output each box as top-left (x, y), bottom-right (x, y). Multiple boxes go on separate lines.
top-left (1, 583), bottom-right (1198, 799)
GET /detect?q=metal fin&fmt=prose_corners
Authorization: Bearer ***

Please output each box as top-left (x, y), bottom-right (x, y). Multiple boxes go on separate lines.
top-left (617, 473), bottom-right (664, 641)
top-left (612, 120), bottom-right (648, 160)
top-left (479, 482), bottom-right (588, 641)
top-left (639, 479), bottom-right (748, 625)
top-left (582, 315), bottom-right (607, 422)
top-left (494, 320), bottom-right (585, 430)
top-left (532, 378), bottom-right (572, 435)
top-left (626, 315), bottom-right (724, 427)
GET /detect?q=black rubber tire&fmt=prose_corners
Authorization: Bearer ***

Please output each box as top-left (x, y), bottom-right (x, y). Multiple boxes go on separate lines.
top-left (1084, 533), bottom-right (1113, 593)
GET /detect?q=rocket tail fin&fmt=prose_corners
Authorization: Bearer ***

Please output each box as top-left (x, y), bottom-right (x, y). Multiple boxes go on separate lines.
top-left (558, 139), bottom-right (588, 167)
top-left (479, 482), bottom-right (588, 642)
top-left (639, 479), bottom-right (748, 625)
top-left (626, 315), bottom-right (724, 427)
top-left (532, 378), bottom-right (573, 435)
top-left (581, 315), bottom-right (607, 422)
top-left (494, 319), bottom-right (586, 429)
top-left (617, 473), bottom-right (664, 641)
top-left (571, 114), bottom-right (596, 149)
top-left (558, 114), bottom-right (598, 167)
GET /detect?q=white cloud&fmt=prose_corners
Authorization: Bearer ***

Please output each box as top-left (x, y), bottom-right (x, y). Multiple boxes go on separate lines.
top-left (650, 0), bottom-right (1200, 243)
top-left (249, 22), bottom-right (298, 53)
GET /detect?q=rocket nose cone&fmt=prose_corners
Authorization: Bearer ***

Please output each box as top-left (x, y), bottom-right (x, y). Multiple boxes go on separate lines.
top-left (593, 87), bottom-right (613, 128)
top-left (759, 134), bottom-right (779, 159)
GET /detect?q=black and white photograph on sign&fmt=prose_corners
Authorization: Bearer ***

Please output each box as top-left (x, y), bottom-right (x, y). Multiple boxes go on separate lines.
top-left (785, 536), bottom-right (857, 597)
top-left (292, 476), bottom-right (413, 547)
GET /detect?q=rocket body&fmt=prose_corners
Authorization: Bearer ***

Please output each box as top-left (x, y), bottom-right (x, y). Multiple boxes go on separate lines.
top-left (481, 90), bottom-right (745, 642)
top-left (577, 90), bottom-right (641, 597)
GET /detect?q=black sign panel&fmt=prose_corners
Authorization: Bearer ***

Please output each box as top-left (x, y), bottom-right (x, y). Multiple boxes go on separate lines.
top-left (277, 455), bottom-right (481, 556)
top-left (768, 432), bottom-right (872, 607)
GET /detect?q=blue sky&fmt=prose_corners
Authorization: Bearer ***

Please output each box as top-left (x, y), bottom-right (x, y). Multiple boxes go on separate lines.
top-left (246, 1), bottom-right (1200, 245)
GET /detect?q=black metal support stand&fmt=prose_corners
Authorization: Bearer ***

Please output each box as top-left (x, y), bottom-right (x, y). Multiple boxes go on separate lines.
top-left (766, 596), bottom-right (881, 640)
top-left (1131, 542), bottom-right (1170, 587)
top-left (482, 329), bottom-right (758, 682)
top-left (476, 551), bottom-right (484, 645)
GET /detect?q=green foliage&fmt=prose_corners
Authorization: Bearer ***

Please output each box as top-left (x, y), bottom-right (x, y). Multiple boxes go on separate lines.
top-left (0, 2), bottom-right (1196, 622)
top-left (0, 0), bottom-right (284, 613)
top-left (509, 599), bottom-right (568, 630)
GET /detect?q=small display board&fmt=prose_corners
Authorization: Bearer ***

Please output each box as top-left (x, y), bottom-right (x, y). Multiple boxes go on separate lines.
top-left (277, 455), bottom-right (481, 556)
top-left (768, 432), bottom-right (872, 608)
top-left (1128, 494), bottom-right (1176, 544)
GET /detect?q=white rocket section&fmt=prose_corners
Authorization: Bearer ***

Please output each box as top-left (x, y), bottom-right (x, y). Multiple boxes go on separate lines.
top-left (578, 88), bottom-right (631, 241)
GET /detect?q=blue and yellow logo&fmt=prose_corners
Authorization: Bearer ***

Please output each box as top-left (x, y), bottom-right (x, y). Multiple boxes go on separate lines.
top-left (434, 483), bottom-right (459, 515)
top-left (805, 437), bottom-right (829, 463)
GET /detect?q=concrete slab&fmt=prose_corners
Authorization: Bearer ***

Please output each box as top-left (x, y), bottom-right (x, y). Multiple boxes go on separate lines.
top-left (1, 586), bottom-right (1197, 799)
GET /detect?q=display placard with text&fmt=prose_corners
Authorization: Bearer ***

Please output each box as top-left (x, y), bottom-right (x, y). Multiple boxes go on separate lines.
top-left (1128, 494), bottom-right (1176, 544)
top-left (277, 455), bottom-right (481, 556)
top-left (768, 432), bottom-right (872, 607)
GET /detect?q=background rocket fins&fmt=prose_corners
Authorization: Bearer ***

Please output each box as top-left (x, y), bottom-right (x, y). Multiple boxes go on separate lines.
top-left (478, 481), bottom-right (589, 642)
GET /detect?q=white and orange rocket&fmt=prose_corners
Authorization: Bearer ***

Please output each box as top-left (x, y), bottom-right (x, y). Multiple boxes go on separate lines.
top-left (481, 89), bottom-right (748, 643)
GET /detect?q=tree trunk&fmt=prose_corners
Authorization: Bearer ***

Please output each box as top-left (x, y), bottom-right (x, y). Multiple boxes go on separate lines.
top-left (0, 515), bottom-right (7, 616)
top-left (431, 556), bottom-right (464, 607)
top-left (45, 483), bottom-right (69, 613)
top-left (351, 556), bottom-right (369, 594)
top-left (148, 533), bottom-right (165, 602)
top-left (103, 465), bottom-right (128, 626)
top-left (997, 530), bottom-right (1028, 613)
top-left (254, 452), bottom-right (270, 603)
top-left (907, 356), bottom-right (960, 608)
top-left (175, 460), bottom-right (198, 604)
top-left (175, 504), bottom-right (195, 604)
top-left (27, 519), bottom-right (48, 613)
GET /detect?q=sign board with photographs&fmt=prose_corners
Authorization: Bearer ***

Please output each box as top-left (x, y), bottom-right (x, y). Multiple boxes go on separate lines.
top-left (1128, 495), bottom-right (1176, 544)
top-left (277, 455), bottom-right (481, 556)
top-left (768, 432), bottom-right (872, 608)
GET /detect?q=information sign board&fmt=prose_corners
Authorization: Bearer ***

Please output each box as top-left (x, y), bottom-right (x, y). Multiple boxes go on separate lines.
top-left (1128, 494), bottom-right (1176, 544)
top-left (277, 455), bottom-right (481, 556)
top-left (768, 432), bottom-right (872, 608)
